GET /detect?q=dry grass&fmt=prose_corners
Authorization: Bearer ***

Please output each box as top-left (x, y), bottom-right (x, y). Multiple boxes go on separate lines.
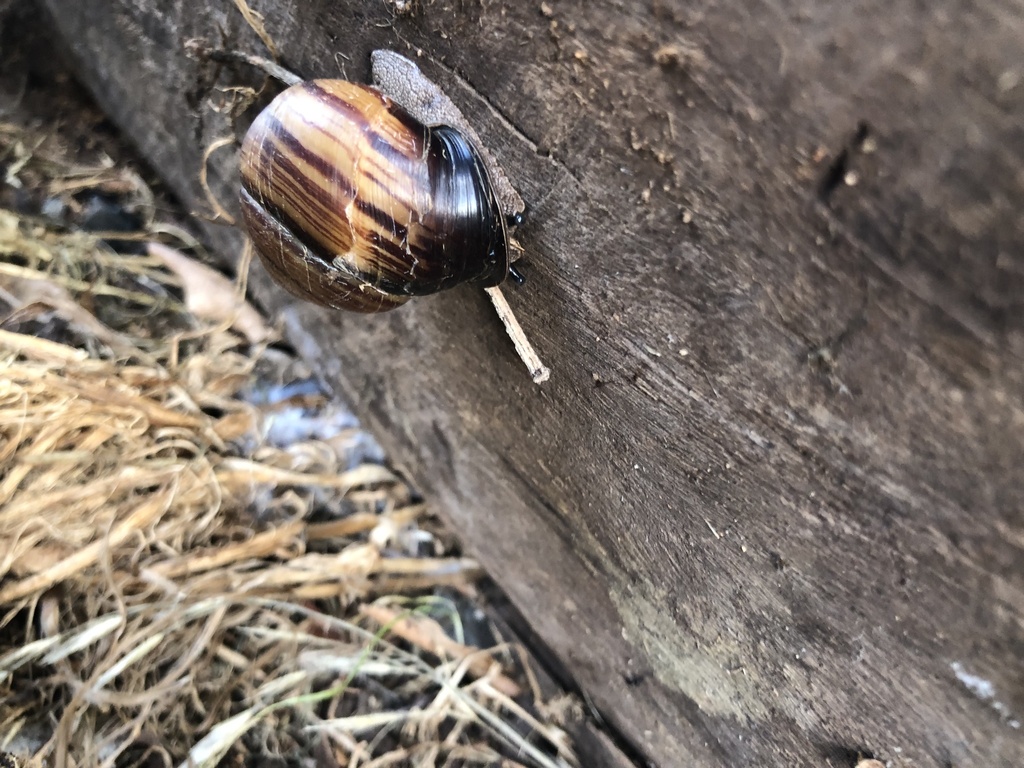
top-left (0, 116), bottom-right (578, 768)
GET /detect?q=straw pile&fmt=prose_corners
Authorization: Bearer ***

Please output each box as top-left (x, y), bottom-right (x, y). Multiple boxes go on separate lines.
top-left (0, 116), bottom-right (577, 768)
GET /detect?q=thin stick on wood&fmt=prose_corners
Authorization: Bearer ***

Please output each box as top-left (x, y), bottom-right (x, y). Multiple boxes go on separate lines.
top-left (185, 41), bottom-right (302, 87)
top-left (485, 286), bottom-right (550, 384)
top-left (231, 0), bottom-right (279, 60)
top-left (198, 136), bottom-right (238, 225)
top-left (218, 49), bottom-right (301, 87)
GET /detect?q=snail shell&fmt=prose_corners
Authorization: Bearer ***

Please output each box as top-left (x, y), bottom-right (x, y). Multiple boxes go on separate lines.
top-left (239, 80), bottom-right (509, 313)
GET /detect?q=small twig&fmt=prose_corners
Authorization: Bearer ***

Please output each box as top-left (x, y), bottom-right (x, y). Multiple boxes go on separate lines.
top-left (198, 136), bottom-right (238, 225)
top-left (231, 0), bottom-right (279, 60)
top-left (360, 603), bottom-right (522, 698)
top-left (185, 40), bottom-right (302, 87)
top-left (485, 286), bottom-right (550, 384)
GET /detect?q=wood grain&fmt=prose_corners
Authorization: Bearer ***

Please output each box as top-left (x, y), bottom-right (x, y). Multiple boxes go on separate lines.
top-left (34, 0), bottom-right (1024, 765)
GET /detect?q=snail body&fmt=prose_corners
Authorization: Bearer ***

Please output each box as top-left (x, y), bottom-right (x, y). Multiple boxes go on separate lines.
top-left (240, 79), bottom-right (509, 312)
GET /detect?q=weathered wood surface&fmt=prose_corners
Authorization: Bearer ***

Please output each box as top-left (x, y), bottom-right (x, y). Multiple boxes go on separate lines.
top-left (35, 0), bottom-right (1024, 765)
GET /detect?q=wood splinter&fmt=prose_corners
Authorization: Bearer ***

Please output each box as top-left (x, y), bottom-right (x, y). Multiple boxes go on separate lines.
top-left (485, 286), bottom-right (550, 384)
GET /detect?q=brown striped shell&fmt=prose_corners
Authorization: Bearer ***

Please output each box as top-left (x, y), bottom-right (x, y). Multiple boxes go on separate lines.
top-left (239, 79), bottom-right (509, 313)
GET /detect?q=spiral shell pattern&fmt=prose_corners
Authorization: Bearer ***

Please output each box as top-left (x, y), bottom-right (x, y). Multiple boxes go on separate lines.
top-left (239, 79), bottom-right (509, 313)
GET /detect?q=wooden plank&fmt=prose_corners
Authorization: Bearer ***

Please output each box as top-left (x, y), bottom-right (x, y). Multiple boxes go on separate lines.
top-left (35, 0), bottom-right (1024, 765)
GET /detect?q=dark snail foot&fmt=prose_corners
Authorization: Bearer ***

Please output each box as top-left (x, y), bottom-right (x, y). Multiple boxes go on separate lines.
top-left (506, 208), bottom-right (526, 285)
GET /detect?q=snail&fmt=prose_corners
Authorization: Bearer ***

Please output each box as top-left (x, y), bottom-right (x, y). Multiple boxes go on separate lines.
top-left (239, 79), bottom-right (517, 313)
top-left (225, 48), bottom-right (548, 382)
